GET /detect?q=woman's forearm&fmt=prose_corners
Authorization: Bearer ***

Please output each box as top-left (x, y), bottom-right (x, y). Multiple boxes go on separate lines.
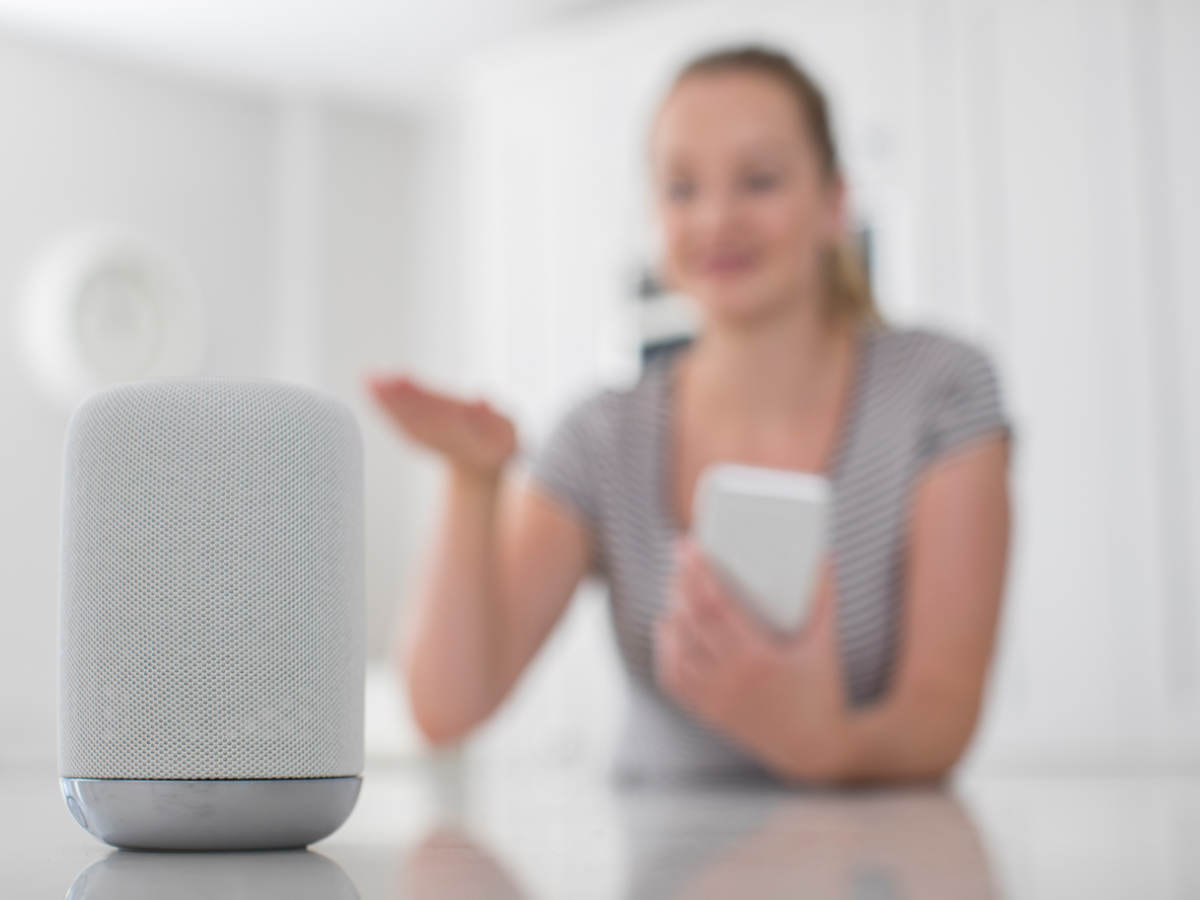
top-left (801, 686), bottom-right (982, 785)
top-left (402, 466), bottom-right (510, 744)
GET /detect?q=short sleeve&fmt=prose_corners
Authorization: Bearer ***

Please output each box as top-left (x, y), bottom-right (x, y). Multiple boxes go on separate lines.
top-left (525, 391), bottom-right (610, 531)
top-left (918, 341), bottom-right (1014, 468)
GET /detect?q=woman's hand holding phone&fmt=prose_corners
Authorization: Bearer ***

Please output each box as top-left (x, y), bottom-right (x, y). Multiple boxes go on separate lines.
top-left (655, 539), bottom-right (848, 781)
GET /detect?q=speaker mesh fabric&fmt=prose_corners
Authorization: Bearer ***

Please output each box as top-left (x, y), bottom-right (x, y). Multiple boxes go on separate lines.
top-left (59, 379), bottom-right (364, 779)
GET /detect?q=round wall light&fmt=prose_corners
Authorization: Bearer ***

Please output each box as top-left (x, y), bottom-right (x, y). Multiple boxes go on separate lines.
top-left (17, 229), bottom-right (207, 405)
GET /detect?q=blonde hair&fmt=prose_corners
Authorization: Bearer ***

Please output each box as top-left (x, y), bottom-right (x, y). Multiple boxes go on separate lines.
top-left (658, 45), bottom-right (882, 327)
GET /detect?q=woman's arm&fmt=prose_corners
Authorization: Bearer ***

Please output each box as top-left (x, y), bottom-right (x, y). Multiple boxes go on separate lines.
top-left (403, 471), bottom-right (591, 744)
top-left (369, 376), bottom-right (592, 746)
top-left (817, 435), bottom-right (1011, 783)
top-left (656, 436), bottom-right (1011, 784)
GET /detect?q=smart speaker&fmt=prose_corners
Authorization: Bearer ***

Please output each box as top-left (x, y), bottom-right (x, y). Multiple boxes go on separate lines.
top-left (58, 378), bottom-right (365, 851)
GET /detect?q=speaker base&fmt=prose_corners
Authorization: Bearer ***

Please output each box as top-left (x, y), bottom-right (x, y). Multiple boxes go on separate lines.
top-left (61, 776), bottom-right (362, 851)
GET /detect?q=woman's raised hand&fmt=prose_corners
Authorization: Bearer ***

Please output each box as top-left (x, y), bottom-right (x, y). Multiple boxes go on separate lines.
top-left (367, 374), bottom-right (518, 476)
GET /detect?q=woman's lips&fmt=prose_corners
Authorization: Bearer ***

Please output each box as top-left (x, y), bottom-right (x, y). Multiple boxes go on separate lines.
top-left (702, 252), bottom-right (758, 276)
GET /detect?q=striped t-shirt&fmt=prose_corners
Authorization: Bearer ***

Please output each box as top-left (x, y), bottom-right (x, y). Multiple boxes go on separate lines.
top-left (529, 325), bottom-right (1013, 781)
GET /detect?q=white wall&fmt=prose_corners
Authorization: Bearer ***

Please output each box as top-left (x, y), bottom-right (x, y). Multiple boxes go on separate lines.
top-left (320, 99), bottom-right (469, 661)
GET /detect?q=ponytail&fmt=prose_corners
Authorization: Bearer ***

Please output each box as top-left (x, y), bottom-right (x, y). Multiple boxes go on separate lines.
top-left (823, 240), bottom-right (881, 327)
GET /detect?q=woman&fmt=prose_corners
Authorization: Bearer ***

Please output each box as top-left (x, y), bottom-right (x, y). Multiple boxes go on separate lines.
top-left (368, 46), bottom-right (1012, 785)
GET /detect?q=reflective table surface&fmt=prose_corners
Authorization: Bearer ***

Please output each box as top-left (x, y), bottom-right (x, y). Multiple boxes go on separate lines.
top-left (4, 758), bottom-right (1199, 898)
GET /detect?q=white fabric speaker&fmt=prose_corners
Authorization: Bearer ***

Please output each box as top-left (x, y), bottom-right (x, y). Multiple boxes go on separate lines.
top-left (58, 378), bottom-right (365, 850)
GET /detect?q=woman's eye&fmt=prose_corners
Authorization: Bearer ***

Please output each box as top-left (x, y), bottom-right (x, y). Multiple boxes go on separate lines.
top-left (666, 180), bottom-right (695, 202)
top-left (744, 173), bottom-right (778, 192)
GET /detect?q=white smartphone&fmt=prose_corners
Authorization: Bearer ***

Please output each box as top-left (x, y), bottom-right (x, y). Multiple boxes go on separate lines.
top-left (693, 463), bottom-right (831, 634)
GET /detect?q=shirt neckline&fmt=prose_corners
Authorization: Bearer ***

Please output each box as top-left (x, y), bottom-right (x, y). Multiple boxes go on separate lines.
top-left (651, 324), bottom-right (880, 537)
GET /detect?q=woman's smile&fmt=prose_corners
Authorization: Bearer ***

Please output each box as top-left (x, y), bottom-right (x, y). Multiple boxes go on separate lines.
top-left (701, 249), bottom-right (761, 277)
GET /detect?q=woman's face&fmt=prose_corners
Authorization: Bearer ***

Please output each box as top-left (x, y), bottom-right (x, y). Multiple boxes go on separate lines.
top-left (650, 70), bottom-right (845, 327)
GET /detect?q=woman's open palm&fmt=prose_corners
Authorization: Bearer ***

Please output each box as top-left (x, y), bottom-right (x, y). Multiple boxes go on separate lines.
top-left (367, 374), bottom-right (518, 474)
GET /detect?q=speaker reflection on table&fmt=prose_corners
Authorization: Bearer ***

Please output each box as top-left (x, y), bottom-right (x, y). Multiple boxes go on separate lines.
top-left (68, 850), bottom-right (359, 899)
top-left (58, 379), bottom-right (365, 851)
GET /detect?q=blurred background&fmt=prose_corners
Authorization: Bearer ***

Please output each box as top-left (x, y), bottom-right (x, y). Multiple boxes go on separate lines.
top-left (1, 0), bottom-right (1197, 783)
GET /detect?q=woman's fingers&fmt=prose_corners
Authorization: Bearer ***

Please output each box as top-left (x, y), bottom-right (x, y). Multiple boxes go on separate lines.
top-left (679, 538), bottom-right (801, 672)
top-left (367, 374), bottom-right (433, 429)
top-left (656, 614), bottom-right (712, 695)
top-left (680, 541), bottom-right (764, 645)
top-left (371, 375), bottom-right (454, 421)
top-left (687, 548), bottom-right (731, 621)
top-left (366, 372), bottom-right (518, 471)
top-left (679, 552), bottom-right (730, 638)
top-left (365, 372), bottom-right (421, 405)
top-left (793, 559), bottom-right (833, 632)
top-left (671, 600), bottom-right (723, 664)
top-left (368, 374), bottom-right (446, 429)
top-left (667, 545), bottom-right (741, 666)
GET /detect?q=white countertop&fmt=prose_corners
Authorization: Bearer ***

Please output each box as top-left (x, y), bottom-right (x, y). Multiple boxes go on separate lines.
top-left (3, 758), bottom-right (1199, 898)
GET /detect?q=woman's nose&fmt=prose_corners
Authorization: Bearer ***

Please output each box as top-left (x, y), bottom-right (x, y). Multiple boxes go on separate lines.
top-left (690, 185), bottom-right (745, 240)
